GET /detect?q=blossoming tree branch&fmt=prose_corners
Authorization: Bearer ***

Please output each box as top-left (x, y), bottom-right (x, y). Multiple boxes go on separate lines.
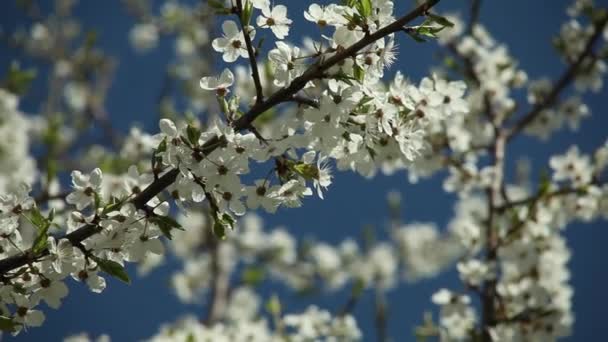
top-left (0, 0), bottom-right (607, 341)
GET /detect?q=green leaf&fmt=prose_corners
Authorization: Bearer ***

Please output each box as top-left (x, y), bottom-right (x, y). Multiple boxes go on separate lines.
top-left (0, 316), bottom-right (17, 333)
top-left (156, 138), bottom-right (167, 153)
top-left (266, 294), bottom-right (281, 316)
top-left (352, 277), bottom-right (365, 297)
top-left (150, 216), bottom-right (183, 240)
top-left (292, 162), bottom-right (318, 180)
top-left (242, 0), bottom-right (254, 26)
top-left (332, 70), bottom-right (357, 86)
top-left (157, 223), bottom-right (174, 240)
top-left (208, 0), bottom-right (226, 10)
top-left (213, 220), bottom-right (227, 240)
top-left (427, 13), bottom-right (455, 28)
top-left (416, 26), bottom-right (445, 39)
top-left (94, 192), bottom-right (102, 209)
top-left (95, 258), bottom-right (131, 284)
top-left (538, 169), bottom-right (551, 196)
top-left (358, 0), bottom-right (372, 18)
top-left (32, 231), bottom-right (49, 254)
top-left (29, 208), bottom-right (48, 231)
top-left (406, 30), bottom-right (427, 43)
top-left (85, 30), bottom-right (98, 48)
top-left (27, 207), bottom-right (52, 254)
top-left (4, 62), bottom-right (36, 95)
top-left (155, 215), bottom-right (183, 229)
top-left (242, 266), bottom-right (265, 286)
top-left (47, 208), bottom-right (56, 222)
top-left (101, 198), bottom-right (125, 215)
top-left (221, 213), bottom-right (235, 228)
top-left (186, 124), bottom-right (201, 146)
top-left (353, 64), bottom-right (365, 82)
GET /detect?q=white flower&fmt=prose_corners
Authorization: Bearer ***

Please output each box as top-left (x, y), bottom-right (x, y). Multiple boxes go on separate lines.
top-left (0, 183), bottom-right (34, 236)
top-left (268, 41), bottom-right (305, 87)
top-left (256, 5), bottom-right (292, 39)
top-left (393, 223), bottom-right (462, 281)
top-left (394, 122), bottom-right (426, 161)
top-left (433, 76), bottom-right (469, 116)
top-left (32, 278), bottom-right (69, 309)
top-left (159, 118), bottom-right (178, 138)
top-left (212, 20), bottom-right (253, 63)
top-left (63, 82), bottom-right (88, 112)
top-left (73, 268), bottom-right (107, 294)
top-left (127, 235), bottom-right (165, 262)
top-left (283, 306), bottom-right (332, 339)
top-left (129, 23), bottom-right (159, 52)
top-left (214, 186), bottom-right (247, 216)
top-left (559, 96), bottom-right (590, 131)
top-left (432, 289), bottom-right (476, 340)
top-left (47, 237), bottom-right (78, 276)
top-left (13, 294), bottom-right (45, 328)
top-left (66, 168), bottom-right (103, 210)
top-left (64, 333), bottom-right (111, 342)
top-left (301, 151), bottom-right (332, 199)
top-left (457, 259), bottom-right (495, 286)
top-left (245, 180), bottom-right (280, 213)
top-left (199, 69), bottom-right (234, 96)
top-left (549, 146), bottom-right (592, 186)
top-left (250, 0), bottom-right (270, 10)
top-left (304, 4), bottom-right (343, 27)
top-left (273, 179), bottom-right (312, 208)
top-left (225, 287), bottom-right (260, 322)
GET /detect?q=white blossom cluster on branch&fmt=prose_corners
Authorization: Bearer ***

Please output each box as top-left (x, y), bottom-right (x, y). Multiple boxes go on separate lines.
top-left (0, 0), bottom-right (606, 341)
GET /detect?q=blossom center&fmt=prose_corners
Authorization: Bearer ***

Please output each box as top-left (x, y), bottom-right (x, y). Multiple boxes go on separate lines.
top-left (222, 192), bottom-right (233, 201)
top-left (17, 307), bottom-right (28, 317)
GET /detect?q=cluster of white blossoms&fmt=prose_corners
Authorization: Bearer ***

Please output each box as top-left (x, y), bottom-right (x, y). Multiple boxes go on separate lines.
top-left (0, 0), bottom-right (465, 335)
top-left (0, 0), bottom-right (607, 340)
top-left (157, 211), bottom-right (463, 305)
top-left (125, 0), bottom-right (216, 113)
top-left (0, 165), bottom-right (174, 331)
top-left (146, 306), bottom-right (360, 342)
top-left (412, 0), bottom-right (608, 340)
top-left (141, 209), bottom-right (473, 341)
top-left (0, 89), bottom-right (37, 194)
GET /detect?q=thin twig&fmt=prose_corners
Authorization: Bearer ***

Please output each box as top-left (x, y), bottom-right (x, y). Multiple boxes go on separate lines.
top-left (235, 0), bottom-right (264, 103)
top-left (506, 15), bottom-right (608, 141)
top-left (374, 290), bottom-right (388, 342)
top-left (467, 0), bottom-right (482, 35)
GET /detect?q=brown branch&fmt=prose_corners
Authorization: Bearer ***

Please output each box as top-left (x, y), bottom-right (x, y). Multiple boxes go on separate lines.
top-left (290, 94), bottom-right (319, 108)
top-left (0, 0), bottom-right (442, 276)
top-left (467, 0), bottom-right (482, 35)
top-left (235, 0), bottom-right (264, 103)
top-left (204, 234), bottom-right (230, 324)
top-left (375, 290), bottom-right (388, 342)
top-left (232, 0), bottom-right (441, 130)
top-left (506, 15), bottom-right (608, 141)
top-left (495, 184), bottom-right (596, 213)
top-left (480, 131), bottom-right (506, 341)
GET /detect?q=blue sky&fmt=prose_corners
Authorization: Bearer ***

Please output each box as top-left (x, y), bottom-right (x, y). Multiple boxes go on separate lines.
top-left (1, 0), bottom-right (607, 341)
